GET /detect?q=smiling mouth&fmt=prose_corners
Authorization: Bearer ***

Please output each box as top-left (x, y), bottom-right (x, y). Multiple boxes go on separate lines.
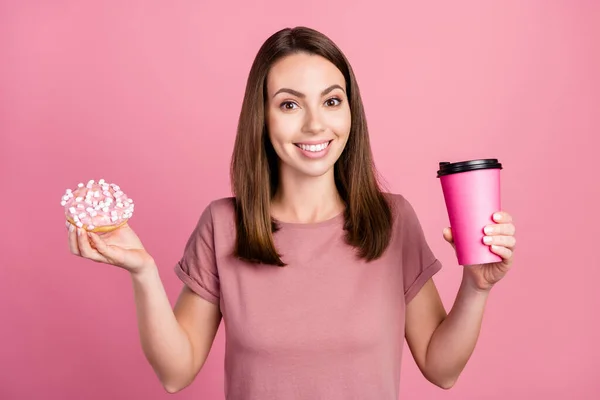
top-left (293, 140), bottom-right (333, 152)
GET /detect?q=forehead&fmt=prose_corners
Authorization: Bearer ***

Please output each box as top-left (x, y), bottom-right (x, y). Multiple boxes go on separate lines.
top-left (266, 53), bottom-right (346, 94)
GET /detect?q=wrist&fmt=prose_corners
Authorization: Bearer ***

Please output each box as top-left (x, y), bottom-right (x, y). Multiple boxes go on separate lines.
top-left (130, 259), bottom-right (159, 281)
top-left (460, 268), bottom-right (492, 298)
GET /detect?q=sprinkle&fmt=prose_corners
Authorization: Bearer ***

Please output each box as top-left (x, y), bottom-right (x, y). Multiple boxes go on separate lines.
top-left (62, 195), bottom-right (69, 201)
top-left (74, 216), bottom-right (79, 222)
top-left (69, 207), bottom-right (76, 214)
top-left (92, 200), bottom-right (98, 206)
top-left (117, 203), bottom-right (123, 208)
top-left (111, 210), bottom-right (117, 216)
top-left (103, 191), bottom-right (112, 197)
top-left (68, 193), bottom-right (73, 198)
top-left (87, 180), bottom-right (95, 185)
top-left (77, 204), bottom-right (85, 210)
top-left (98, 179), bottom-right (105, 185)
top-left (66, 189), bottom-right (72, 194)
top-left (90, 211), bottom-right (97, 217)
top-left (78, 213), bottom-right (86, 219)
top-left (61, 201), bottom-right (67, 206)
top-left (88, 224), bottom-right (95, 230)
top-left (76, 221), bottom-right (83, 228)
top-left (76, 197), bottom-right (83, 202)
top-left (94, 191), bottom-right (100, 198)
top-left (111, 215), bottom-right (118, 222)
top-left (78, 183), bottom-right (84, 188)
top-left (86, 207), bottom-right (94, 213)
top-left (102, 207), bottom-right (109, 212)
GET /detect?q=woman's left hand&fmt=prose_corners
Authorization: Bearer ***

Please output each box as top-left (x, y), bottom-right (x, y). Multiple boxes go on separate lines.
top-left (443, 211), bottom-right (516, 292)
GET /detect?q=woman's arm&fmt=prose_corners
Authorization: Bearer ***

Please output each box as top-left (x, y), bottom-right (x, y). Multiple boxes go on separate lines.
top-left (404, 272), bottom-right (489, 389)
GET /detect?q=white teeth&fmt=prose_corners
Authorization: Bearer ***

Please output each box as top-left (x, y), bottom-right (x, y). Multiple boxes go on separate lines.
top-left (298, 141), bottom-right (330, 152)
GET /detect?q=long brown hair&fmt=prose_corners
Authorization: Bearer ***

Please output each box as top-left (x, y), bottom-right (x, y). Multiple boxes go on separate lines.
top-left (230, 26), bottom-right (392, 266)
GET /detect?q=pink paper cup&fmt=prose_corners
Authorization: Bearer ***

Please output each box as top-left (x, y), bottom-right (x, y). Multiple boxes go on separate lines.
top-left (437, 159), bottom-right (503, 266)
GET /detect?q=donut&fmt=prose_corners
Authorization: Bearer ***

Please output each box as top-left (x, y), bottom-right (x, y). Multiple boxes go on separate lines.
top-left (61, 179), bottom-right (134, 233)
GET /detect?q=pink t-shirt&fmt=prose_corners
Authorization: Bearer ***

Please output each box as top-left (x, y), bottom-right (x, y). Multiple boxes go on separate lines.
top-left (175, 193), bottom-right (442, 399)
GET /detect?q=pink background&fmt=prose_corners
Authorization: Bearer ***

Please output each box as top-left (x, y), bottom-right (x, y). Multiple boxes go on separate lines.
top-left (2, 1), bottom-right (598, 399)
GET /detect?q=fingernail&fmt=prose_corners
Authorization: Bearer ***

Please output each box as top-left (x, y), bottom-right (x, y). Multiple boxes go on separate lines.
top-left (484, 226), bottom-right (493, 234)
top-left (77, 228), bottom-right (82, 236)
top-left (69, 224), bottom-right (75, 233)
top-left (493, 213), bottom-right (502, 221)
top-left (483, 236), bottom-right (493, 244)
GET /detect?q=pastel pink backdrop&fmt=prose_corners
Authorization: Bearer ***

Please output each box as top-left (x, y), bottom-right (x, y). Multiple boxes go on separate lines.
top-left (1, 1), bottom-right (598, 399)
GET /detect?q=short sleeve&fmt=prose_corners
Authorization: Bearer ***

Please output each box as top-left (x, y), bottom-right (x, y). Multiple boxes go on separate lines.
top-left (174, 203), bottom-right (220, 305)
top-left (398, 196), bottom-right (442, 304)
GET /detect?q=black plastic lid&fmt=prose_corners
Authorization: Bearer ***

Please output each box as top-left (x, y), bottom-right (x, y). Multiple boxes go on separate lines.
top-left (437, 159), bottom-right (502, 177)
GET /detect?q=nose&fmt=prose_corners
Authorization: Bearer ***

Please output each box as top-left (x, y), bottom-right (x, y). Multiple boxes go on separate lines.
top-left (302, 109), bottom-right (326, 135)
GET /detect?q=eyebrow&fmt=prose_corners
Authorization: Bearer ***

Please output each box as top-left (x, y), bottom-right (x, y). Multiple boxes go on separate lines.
top-left (272, 84), bottom-right (345, 99)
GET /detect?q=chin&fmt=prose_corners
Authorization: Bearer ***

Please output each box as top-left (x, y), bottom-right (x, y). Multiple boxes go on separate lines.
top-left (291, 161), bottom-right (337, 178)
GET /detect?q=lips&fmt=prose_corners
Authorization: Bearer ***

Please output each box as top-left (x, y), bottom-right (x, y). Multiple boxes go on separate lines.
top-left (293, 139), bottom-right (333, 146)
top-left (293, 139), bottom-right (333, 159)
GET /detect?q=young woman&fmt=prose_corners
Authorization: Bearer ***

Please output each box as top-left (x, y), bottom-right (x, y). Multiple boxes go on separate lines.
top-left (67, 26), bottom-right (517, 399)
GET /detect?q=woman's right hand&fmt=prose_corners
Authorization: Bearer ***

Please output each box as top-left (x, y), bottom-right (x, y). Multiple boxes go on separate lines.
top-left (67, 221), bottom-right (155, 275)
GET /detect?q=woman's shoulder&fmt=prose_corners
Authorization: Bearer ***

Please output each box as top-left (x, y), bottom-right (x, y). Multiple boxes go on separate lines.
top-left (381, 192), bottom-right (411, 213)
top-left (192, 197), bottom-right (236, 237)
top-left (204, 196), bottom-right (236, 221)
top-left (381, 191), bottom-right (424, 229)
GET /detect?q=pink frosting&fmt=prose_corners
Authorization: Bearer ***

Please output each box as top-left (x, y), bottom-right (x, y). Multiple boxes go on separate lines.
top-left (61, 179), bottom-right (134, 230)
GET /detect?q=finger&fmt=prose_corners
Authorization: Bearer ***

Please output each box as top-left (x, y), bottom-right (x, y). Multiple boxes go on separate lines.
top-left (493, 211), bottom-right (513, 223)
top-left (484, 223), bottom-right (515, 236)
top-left (490, 245), bottom-right (513, 263)
top-left (443, 227), bottom-right (453, 243)
top-left (76, 228), bottom-right (105, 262)
top-left (483, 235), bottom-right (517, 249)
top-left (68, 224), bottom-right (81, 256)
top-left (87, 231), bottom-right (117, 262)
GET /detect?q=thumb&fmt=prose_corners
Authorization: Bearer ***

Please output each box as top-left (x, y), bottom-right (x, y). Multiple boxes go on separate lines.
top-left (443, 227), bottom-right (453, 243)
top-left (87, 232), bottom-right (118, 261)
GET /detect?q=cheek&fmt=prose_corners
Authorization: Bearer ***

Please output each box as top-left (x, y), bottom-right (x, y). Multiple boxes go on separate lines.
top-left (330, 109), bottom-right (352, 136)
top-left (268, 113), bottom-right (300, 143)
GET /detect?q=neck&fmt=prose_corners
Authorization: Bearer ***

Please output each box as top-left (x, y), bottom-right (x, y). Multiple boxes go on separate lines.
top-left (270, 167), bottom-right (344, 224)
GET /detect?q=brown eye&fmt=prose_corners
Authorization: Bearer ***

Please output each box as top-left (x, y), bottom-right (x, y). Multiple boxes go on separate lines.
top-left (325, 98), bottom-right (341, 107)
top-left (280, 101), bottom-right (298, 110)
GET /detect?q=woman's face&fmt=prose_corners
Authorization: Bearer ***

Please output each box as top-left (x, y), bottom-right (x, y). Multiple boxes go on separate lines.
top-left (265, 52), bottom-right (351, 181)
